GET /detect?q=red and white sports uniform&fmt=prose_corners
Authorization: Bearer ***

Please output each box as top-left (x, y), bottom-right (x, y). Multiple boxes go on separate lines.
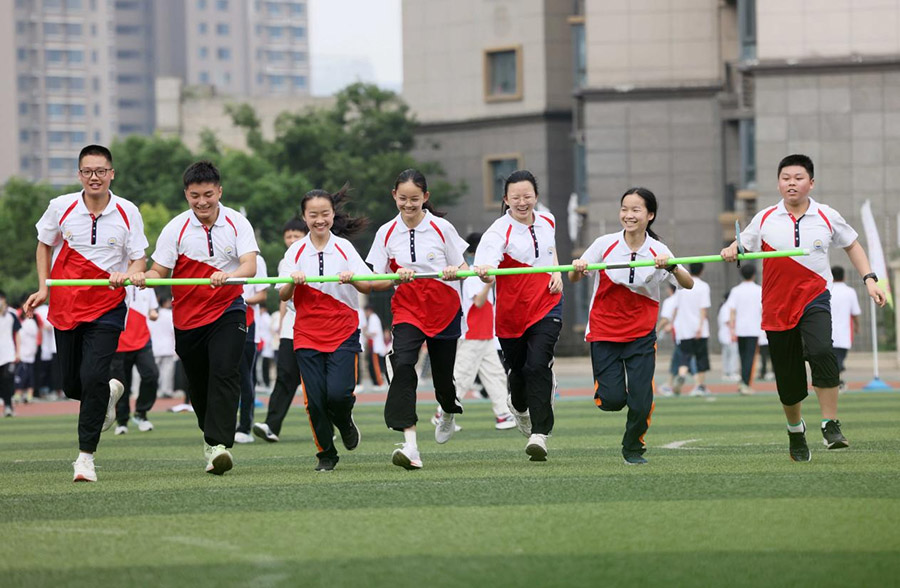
top-left (366, 211), bottom-right (467, 336)
top-left (152, 206), bottom-right (259, 330)
top-left (243, 255), bottom-right (269, 343)
top-left (739, 197), bottom-right (857, 331)
top-left (460, 277), bottom-right (495, 341)
top-left (117, 286), bottom-right (159, 352)
top-left (474, 211), bottom-right (562, 339)
top-left (580, 231), bottom-right (677, 342)
top-left (281, 234), bottom-right (372, 352)
top-left (35, 191), bottom-right (148, 330)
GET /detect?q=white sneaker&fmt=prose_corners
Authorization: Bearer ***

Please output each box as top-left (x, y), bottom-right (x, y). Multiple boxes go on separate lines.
top-left (525, 434), bottom-right (548, 461)
top-left (169, 403), bottom-right (194, 413)
top-left (102, 379), bottom-right (125, 432)
top-left (430, 407), bottom-right (461, 432)
top-left (391, 443), bottom-right (423, 470)
top-left (495, 413), bottom-right (517, 430)
top-left (657, 385), bottom-right (674, 397)
top-left (252, 422), bottom-right (279, 443)
top-left (506, 395), bottom-right (532, 437)
top-left (132, 416), bottom-right (154, 432)
top-left (73, 455), bottom-right (97, 482)
top-left (689, 385), bottom-right (710, 397)
top-left (204, 443), bottom-right (233, 475)
top-left (434, 412), bottom-right (457, 444)
top-left (234, 432), bottom-right (254, 444)
top-left (114, 425), bottom-right (128, 435)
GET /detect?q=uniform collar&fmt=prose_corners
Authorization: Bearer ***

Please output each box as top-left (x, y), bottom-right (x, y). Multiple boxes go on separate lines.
top-left (76, 190), bottom-right (117, 216)
top-left (619, 230), bottom-right (654, 256)
top-left (394, 210), bottom-right (434, 233)
top-left (188, 204), bottom-right (227, 228)
top-left (775, 196), bottom-right (820, 218)
top-left (299, 233), bottom-right (338, 255)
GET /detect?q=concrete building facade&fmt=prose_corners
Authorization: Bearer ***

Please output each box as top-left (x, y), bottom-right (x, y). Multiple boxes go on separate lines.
top-left (403, 0), bottom-right (900, 351)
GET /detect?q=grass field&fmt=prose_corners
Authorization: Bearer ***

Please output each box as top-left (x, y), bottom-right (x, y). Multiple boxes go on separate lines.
top-left (1, 392), bottom-right (899, 587)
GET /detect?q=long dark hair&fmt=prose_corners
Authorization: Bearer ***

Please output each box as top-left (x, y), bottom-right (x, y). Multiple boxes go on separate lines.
top-left (621, 187), bottom-right (660, 241)
top-left (394, 168), bottom-right (446, 217)
top-left (299, 182), bottom-right (368, 238)
top-left (500, 169), bottom-right (539, 217)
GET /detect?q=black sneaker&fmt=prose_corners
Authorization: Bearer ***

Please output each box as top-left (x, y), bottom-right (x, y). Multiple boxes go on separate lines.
top-left (339, 416), bottom-right (361, 451)
top-left (822, 419), bottom-right (849, 449)
top-left (788, 423), bottom-right (811, 462)
top-left (623, 451), bottom-right (648, 465)
top-left (315, 456), bottom-right (339, 472)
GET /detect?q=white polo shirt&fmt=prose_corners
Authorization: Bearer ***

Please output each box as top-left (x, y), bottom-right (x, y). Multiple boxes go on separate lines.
top-left (672, 277), bottom-right (711, 343)
top-left (117, 286), bottom-right (159, 352)
top-left (367, 211), bottom-right (466, 337)
top-left (282, 234), bottom-right (372, 352)
top-left (739, 197), bottom-right (857, 331)
top-left (149, 306), bottom-right (175, 357)
top-left (365, 311), bottom-right (387, 354)
top-left (243, 255), bottom-right (269, 342)
top-left (275, 256), bottom-right (297, 341)
top-left (726, 280), bottom-right (763, 338)
top-left (33, 305), bottom-right (55, 359)
top-left (580, 231), bottom-right (678, 343)
top-left (830, 281), bottom-right (861, 350)
top-left (0, 310), bottom-right (20, 366)
top-left (474, 210), bottom-right (562, 338)
top-left (153, 205), bottom-right (259, 330)
top-left (35, 191), bottom-right (148, 330)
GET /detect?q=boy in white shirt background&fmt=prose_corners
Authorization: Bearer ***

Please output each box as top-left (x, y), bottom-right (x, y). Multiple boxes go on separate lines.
top-left (671, 263), bottom-right (711, 396)
top-left (726, 263), bottom-right (763, 395)
top-left (829, 266), bottom-right (861, 392)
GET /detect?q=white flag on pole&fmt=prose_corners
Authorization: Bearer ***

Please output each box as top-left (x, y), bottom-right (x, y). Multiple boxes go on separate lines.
top-left (860, 200), bottom-right (892, 306)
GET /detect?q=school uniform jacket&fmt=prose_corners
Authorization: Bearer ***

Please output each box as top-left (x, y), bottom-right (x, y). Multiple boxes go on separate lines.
top-left (152, 205), bottom-right (259, 331)
top-left (739, 198), bottom-right (857, 331)
top-left (474, 211), bottom-right (562, 339)
top-left (581, 231), bottom-right (678, 343)
top-left (35, 191), bottom-right (148, 331)
top-left (282, 234), bottom-right (372, 353)
top-left (366, 211), bottom-right (467, 337)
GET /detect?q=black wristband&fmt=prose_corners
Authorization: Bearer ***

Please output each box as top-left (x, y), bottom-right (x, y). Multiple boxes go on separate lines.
top-left (666, 265), bottom-right (678, 273)
top-left (863, 272), bottom-right (878, 283)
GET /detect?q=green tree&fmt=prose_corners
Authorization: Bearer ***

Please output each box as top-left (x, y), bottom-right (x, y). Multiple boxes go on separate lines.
top-left (109, 135), bottom-right (195, 209)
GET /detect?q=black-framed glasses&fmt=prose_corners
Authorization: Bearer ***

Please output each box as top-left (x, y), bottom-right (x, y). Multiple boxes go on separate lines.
top-left (79, 168), bottom-right (112, 178)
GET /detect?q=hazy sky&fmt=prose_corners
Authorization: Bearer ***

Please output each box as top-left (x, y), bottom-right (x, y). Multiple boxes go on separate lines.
top-left (309, 0), bottom-right (403, 96)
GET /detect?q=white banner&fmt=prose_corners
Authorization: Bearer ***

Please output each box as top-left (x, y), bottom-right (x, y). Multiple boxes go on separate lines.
top-left (860, 200), bottom-right (891, 302)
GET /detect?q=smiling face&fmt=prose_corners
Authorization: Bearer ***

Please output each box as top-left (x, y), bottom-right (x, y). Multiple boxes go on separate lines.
top-left (78, 154), bottom-right (115, 199)
top-left (504, 180), bottom-right (537, 224)
top-left (392, 180), bottom-right (428, 225)
top-left (778, 165), bottom-right (814, 210)
top-left (301, 196), bottom-right (334, 239)
top-left (619, 192), bottom-right (654, 236)
top-left (184, 182), bottom-right (222, 225)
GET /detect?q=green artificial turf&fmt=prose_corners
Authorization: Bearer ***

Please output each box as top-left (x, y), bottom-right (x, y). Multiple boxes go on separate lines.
top-left (1, 392), bottom-right (898, 587)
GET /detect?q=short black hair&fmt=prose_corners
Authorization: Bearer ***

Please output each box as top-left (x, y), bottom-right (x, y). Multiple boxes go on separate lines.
top-left (78, 144), bottom-right (113, 167)
top-left (777, 154), bottom-right (814, 179)
top-left (740, 264), bottom-right (757, 280)
top-left (183, 161), bottom-right (221, 188)
top-left (282, 217), bottom-right (308, 234)
top-left (465, 232), bottom-right (482, 254)
top-left (689, 263), bottom-right (704, 276)
top-left (832, 265), bottom-right (845, 282)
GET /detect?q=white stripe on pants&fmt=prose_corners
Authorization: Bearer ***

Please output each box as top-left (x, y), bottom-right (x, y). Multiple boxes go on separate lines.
top-left (453, 338), bottom-right (508, 417)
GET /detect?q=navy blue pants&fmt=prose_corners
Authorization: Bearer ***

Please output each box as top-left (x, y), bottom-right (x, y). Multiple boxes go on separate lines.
top-left (591, 329), bottom-right (657, 455)
top-left (296, 331), bottom-right (360, 460)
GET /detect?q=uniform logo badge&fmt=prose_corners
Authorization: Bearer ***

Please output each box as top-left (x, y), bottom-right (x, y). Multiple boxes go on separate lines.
top-left (548, 246), bottom-right (555, 255)
top-left (63, 231), bottom-right (73, 241)
top-left (426, 252), bottom-right (436, 262)
top-left (813, 239), bottom-right (824, 251)
top-left (224, 246), bottom-right (234, 255)
top-left (107, 237), bottom-right (117, 246)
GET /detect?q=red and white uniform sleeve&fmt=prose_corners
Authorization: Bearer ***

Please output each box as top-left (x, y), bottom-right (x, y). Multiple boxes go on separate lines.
top-left (365, 212), bottom-right (464, 337)
top-left (36, 192), bottom-right (148, 330)
top-left (152, 206), bottom-right (259, 330)
top-left (285, 235), bottom-right (371, 352)
top-left (741, 198), bottom-right (858, 331)
top-left (473, 211), bottom-right (561, 338)
top-left (460, 276), bottom-right (495, 340)
top-left (582, 231), bottom-right (675, 343)
top-left (117, 286), bottom-right (158, 352)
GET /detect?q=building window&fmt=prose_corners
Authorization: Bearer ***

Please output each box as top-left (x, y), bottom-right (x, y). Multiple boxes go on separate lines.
top-left (118, 99), bottom-right (141, 109)
top-left (197, 0), bottom-right (206, 8)
top-left (64, 0), bottom-right (83, 9)
top-left (199, 23), bottom-right (207, 33)
top-left (47, 103), bottom-right (66, 118)
top-left (117, 74), bottom-right (142, 84)
top-left (20, 130), bottom-right (30, 143)
top-left (266, 1), bottom-right (281, 16)
top-left (199, 46), bottom-right (208, 58)
top-left (217, 47), bottom-right (231, 60)
top-left (115, 1), bottom-right (140, 8)
top-left (217, 23), bottom-right (229, 35)
top-left (70, 104), bottom-right (85, 117)
top-left (738, 0), bottom-right (756, 60)
top-left (267, 25), bottom-right (283, 38)
top-left (66, 23), bottom-right (83, 36)
top-left (289, 2), bottom-right (304, 16)
top-left (571, 20), bottom-right (586, 89)
top-left (198, 71), bottom-right (209, 83)
top-left (116, 49), bottom-right (139, 59)
top-left (291, 50), bottom-right (306, 62)
top-left (289, 26), bottom-right (305, 39)
top-left (216, 0), bottom-right (228, 9)
top-left (483, 154), bottom-right (523, 209)
top-left (483, 46), bottom-right (522, 102)
top-left (116, 25), bottom-right (141, 34)
top-left (291, 75), bottom-right (306, 89)
top-left (739, 118), bottom-right (756, 187)
top-left (50, 157), bottom-right (73, 171)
